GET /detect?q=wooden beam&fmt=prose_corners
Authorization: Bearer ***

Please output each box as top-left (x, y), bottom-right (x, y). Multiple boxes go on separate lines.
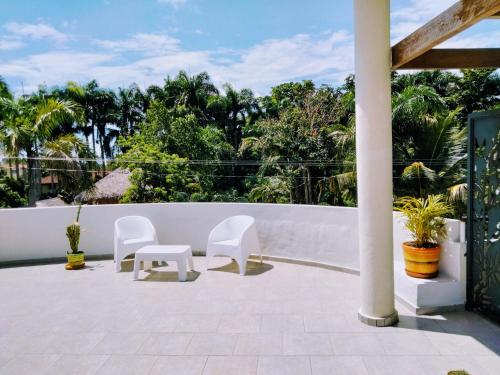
top-left (392, 0), bottom-right (500, 69)
top-left (397, 49), bottom-right (500, 69)
top-left (489, 11), bottom-right (500, 18)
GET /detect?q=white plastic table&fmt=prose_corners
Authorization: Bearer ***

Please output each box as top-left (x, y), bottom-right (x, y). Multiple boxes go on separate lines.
top-left (133, 245), bottom-right (194, 281)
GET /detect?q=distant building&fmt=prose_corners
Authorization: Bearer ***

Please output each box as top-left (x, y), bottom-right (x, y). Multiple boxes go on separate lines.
top-left (41, 175), bottom-right (58, 195)
top-left (74, 168), bottom-right (131, 204)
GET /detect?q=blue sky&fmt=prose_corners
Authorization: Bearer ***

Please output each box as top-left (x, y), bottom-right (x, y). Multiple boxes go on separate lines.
top-left (0, 0), bottom-right (498, 95)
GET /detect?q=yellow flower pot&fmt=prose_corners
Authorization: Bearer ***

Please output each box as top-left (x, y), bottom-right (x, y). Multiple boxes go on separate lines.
top-left (402, 242), bottom-right (441, 279)
top-left (66, 252), bottom-right (85, 270)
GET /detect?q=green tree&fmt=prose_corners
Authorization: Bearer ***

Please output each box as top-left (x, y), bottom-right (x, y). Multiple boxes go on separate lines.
top-left (65, 81), bottom-right (118, 168)
top-left (116, 142), bottom-right (200, 203)
top-left (453, 69), bottom-right (500, 123)
top-left (207, 84), bottom-right (260, 150)
top-left (116, 84), bottom-right (146, 138)
top-left (0, 169), bottom-right (26, 208)
top-left (243, 85), bottom-right (341, 204)
top-left (0, 94), bottom-right (83, 205)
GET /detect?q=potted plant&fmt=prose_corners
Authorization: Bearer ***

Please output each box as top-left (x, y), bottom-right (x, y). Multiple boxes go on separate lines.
top-left (66, 204), bottom-right (85, 270)
top-left (395, 195), bottom-right (453, 279)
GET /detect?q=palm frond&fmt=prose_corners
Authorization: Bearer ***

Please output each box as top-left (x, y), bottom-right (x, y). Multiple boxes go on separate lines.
top-left (35, 99), bottom-right (80, 139)
top-left (401, 162), bottom-right (437, 183)
top-left (329, 171), bottom-right (356, 192)
top-left (447, 183), bottom-right (467, 204)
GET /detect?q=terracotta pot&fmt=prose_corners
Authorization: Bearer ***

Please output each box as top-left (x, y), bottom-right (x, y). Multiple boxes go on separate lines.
top-left (402, 242), bottom-right (441, 279)
top-left (66, 252), bottom-right (85, 270)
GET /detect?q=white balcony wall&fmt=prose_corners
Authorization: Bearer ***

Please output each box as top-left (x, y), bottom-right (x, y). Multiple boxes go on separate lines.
top-left (0, 203), bottom-right (465, 312)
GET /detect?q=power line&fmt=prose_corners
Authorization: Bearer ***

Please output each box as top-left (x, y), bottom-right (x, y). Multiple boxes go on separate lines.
top-left (1, 155), bottom-right (467, 167)
top-left (7, 166), bottom-right (465, 180)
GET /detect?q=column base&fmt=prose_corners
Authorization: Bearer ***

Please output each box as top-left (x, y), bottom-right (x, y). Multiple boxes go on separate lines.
top-left (358, 309), bottom-right (399, 327)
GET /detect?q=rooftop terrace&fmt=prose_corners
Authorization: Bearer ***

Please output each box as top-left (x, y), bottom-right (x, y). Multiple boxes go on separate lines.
top-left (0, 257), bottom-right (498, 375)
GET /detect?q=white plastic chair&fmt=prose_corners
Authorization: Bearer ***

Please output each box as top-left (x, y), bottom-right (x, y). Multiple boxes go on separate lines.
top-left (206, 215), bottom-right (262, 275)
top-left (114, 216), bottom-right (158, 272)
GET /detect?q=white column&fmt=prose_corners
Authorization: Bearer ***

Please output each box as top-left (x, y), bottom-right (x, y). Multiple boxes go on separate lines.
top-left (354, 0), bottom-right (398, 326)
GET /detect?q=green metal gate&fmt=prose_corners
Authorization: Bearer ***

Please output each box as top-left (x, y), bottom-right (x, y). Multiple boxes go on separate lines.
top-left (467, 110), bottom-right (500, 322)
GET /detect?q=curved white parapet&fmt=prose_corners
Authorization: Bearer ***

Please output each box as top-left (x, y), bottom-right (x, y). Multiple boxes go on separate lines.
top-left (0, 203), bottom-right (360, 268)
top-left (0, 203), bottom-right (466, 313)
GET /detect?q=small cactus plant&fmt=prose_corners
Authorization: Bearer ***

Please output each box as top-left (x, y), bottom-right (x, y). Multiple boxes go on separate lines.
top-left (66, 204), bottom-right (82, 254)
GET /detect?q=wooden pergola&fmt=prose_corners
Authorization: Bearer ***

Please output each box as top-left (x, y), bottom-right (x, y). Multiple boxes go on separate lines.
top-left (354, 0), bottom-right (500, 327)
top-left (392, 0), bottom-right (500, 70)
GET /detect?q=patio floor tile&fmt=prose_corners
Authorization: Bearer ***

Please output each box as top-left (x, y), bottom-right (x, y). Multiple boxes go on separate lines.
top-left (186, 333), bottom-right (238, 355)
top-left (310, 356), bottom-right (368, 375)
top-left (95, 355), bottom-right (156, 375)
top-left (217, 314), bottom-right (262, 333)
top-left (283, 333), bottom-right (333, 355)
top-left (0, 258), bottom-right (499, 374)
top-left (44, 333), bottom-right (107, 355)
top-left (0, 354), bottom-right (60, 375)
top-left (377, 332), bottom-right (439, 355)
top-left (173, 314), bottom-right (221, 333)
top-left (202, 356), bottom-right (258, 375)
top-left (44, 354), bottom-right (109, 375)
top-left (331, 333), bottom-right (385, 355)
top-left (424, 331), bottom-right (498, 356)
top-left (137, 333), bottom-right (193, 355)
top-left (257, 356), bottom-right (310, 375)
top-left (91, 332), bottom-right (150, 355)
top-left (260, 314), bottom-right (304, 333)
top-left (303, 314), bottom-right (349, 333)
top-left (149, 356), bottom-right (207, 375)
top-left (234, 334), bottom-right (283, 356)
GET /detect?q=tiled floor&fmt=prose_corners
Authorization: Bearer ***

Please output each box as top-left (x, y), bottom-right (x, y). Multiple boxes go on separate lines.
top-left (0, 257), bottom-right (498, 375)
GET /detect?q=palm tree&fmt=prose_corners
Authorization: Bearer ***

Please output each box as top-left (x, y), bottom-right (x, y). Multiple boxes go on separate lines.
top-left (66, 80), bottom-right (119, 168)
top-left (396, 109), bottom-right (466, 200)
top-left (0, 94), bottom-right (82, 205)
top-left (390, 85), bottom-right (467, 212)
top-left (0, 78), bottom-right (16, 178)
top-left (0, 76), bottom-right (12, 100)
top-left (65, 81), bottom-right (95, 150)
top-left (116, 84), bottom-right (146, 138)
top-left (208, 84), bottom-right (259, 149)
top-left (43, 133), bottom-right (95, 201)
top-left (92, 88), bottom-right (117, 169)
top-left (163, 71), bottom-right (218, 121)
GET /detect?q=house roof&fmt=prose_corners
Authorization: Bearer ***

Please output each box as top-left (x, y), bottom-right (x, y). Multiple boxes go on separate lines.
top-left (75, 168), bottom-right (131, 203)
top-left (41, 175), bottom-right (59, 185)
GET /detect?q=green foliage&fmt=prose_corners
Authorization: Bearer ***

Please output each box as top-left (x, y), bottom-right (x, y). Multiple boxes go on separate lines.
top-left (2, 69), bottom-right (498, 212)
top-left (249, 177), bottom-right (290, 204)
top-left (116, 142), bottom-right (200, 203)
top-left (0, 170), bottom-right (26, 208)
top-left (0, 93), bottom-right (88, 205)
top-left (245, 85), bottom-right (345, 205)
top-left (395, 195), bottom-right (453, 247)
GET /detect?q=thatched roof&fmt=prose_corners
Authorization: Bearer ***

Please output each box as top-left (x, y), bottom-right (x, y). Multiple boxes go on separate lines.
top-left (75, 168), bottom-right (131, 204)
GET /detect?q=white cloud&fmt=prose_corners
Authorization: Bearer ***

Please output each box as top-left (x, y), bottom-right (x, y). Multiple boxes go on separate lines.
top-left (209, 30), bottom-right (353, 93)
top-left (390, 0), bottom-right (499, 49)
top-left (391, 0), bottom-right (456, 42)
top-left (157, 0), bottom-right (187, 7)
top-left (441, 30), bottom-right (500, 48)
top-left (3, 22), bottom-right (70, 43)
top-left (0, 52), bottom-right (114, 92)
top-left (94, 33), bottom-right (180, 54)
top-left (0, 38), bottom-right (25, 50)
top-left (392, 0), bottom-right (456, 22)
top-left (0, 30), bottom-right (353, 95)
